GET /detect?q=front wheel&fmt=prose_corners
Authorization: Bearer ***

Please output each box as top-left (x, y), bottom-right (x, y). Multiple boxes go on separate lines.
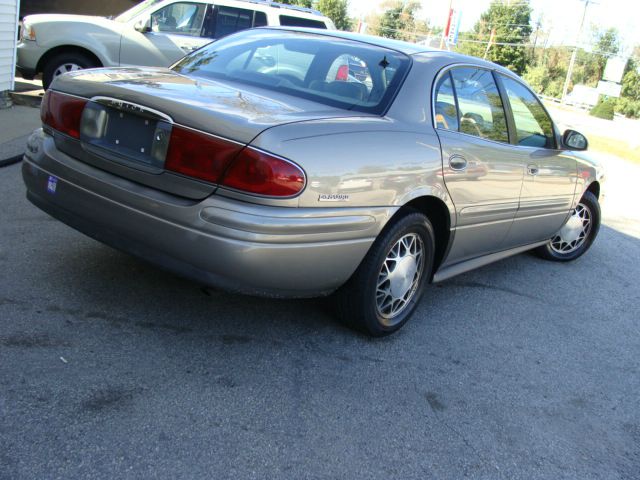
top-left (42, 52), bottom-right (98, 90)
top-left (335, 211), bottom-right (435, 336)
top-left (534, 190), bottom-right (601, 262)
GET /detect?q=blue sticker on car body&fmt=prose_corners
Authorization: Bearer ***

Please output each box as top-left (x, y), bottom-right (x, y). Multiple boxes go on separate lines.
top-left (47, 175), bottom-right (58, 194)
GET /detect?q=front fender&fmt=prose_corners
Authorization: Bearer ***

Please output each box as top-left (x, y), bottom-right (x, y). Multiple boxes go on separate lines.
top-left (31, 16), bottom-right (123, 67)
top-left (574, 151), bottom-right (605, 204)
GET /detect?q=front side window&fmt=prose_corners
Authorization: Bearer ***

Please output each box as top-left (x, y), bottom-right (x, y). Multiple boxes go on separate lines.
top-left (500, 75), bottom-right (556, 149)
top-left (434, 72), bottom-right (459, 131)
top-left (173, 29), bottom-right (411, 114)
top-left (450, 67), bottom-right (508, 143)
top-left (151, 2), bottom-right (207, 36)
top-left (115, 0), bottom-right (164, 23)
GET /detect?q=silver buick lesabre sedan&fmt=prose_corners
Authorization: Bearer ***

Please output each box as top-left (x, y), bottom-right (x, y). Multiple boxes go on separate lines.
top-left (22, 28), bottom-right (604, 336)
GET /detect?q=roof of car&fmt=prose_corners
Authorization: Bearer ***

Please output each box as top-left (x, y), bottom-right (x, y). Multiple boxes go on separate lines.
top-left (222, 0), bottom-right (328, 20)
top-left (270, 27), bottom-right (436, 55)
top-left (264, 27), bottom-right (518, 76)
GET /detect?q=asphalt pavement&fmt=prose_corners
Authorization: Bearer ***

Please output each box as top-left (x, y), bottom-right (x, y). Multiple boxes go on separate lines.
top-left (1, 152), bottom-right (639, 479)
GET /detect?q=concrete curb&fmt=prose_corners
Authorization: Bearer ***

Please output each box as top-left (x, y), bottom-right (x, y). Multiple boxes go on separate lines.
top-left (0, 155), bottom-right (23, 168)
top-left (9, 91), bottom-right (43, 108)
top-left (0, 134), bottom-right (30, 168)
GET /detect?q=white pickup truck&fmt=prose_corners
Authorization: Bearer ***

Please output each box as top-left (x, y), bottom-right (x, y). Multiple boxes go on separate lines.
top-left (17, 0), bottom-right (335, 89)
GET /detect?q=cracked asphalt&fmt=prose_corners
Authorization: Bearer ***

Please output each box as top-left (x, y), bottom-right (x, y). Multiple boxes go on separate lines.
top-left (1, 153), bottom-right (639, 479)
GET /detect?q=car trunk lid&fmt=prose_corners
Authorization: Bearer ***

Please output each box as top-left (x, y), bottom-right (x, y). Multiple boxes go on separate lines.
top-left (50, 67), bottom-right (364, 199)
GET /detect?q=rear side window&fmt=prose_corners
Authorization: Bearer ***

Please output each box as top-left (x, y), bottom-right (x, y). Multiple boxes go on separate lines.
top-left (214, 6), bottom-right (254, 37)
top-left (434, 72), bottom-right (459, 131)
top-left (450, 68), bottom-right (508, 143)
top-left (500, 75), bottom-right (556, 149)
top-left (254, 11), bottom-right (267, 27)
top-left (173, 29), bottom-right (410, 114)
top-left (279, 15), bottom-right (327, 29)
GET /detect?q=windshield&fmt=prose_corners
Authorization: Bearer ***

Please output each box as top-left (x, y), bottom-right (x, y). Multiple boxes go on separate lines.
top-left (115, 0), bottom-right (164, 23)
top-left (172, 30), bottom-right (411, 115)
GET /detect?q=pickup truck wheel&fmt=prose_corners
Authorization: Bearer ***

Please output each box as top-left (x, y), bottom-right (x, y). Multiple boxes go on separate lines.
top-left (534, 191), bottom-right (601, 262)
top-left (335, 211), bottom-right (435, 337)
top-left (42, 52), bottom-right (98, 90)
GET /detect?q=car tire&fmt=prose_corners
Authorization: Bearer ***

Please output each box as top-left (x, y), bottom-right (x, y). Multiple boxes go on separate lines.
top-left (534, 190), bottom-right (601, 262)
top-left (335, 210), bottom-right (435, 337)
top-left (42, 52), bottom-right (98, 90)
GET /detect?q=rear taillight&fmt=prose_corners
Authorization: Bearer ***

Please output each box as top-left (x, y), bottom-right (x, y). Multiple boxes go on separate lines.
top-left (220, 148), bottom-right (306, 197)
top-left (41, 90), bottom-right (87, 139)
top-left (165, 125), bottom-right (305, 197)
top-left (165, 126), bottom-right (242, 184)
top-left (335, 65), bottom-right (349, 81)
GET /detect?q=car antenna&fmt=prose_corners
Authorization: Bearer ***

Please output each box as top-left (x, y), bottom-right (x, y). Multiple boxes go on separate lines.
top-left (379, 56), bottom-right (390, 69)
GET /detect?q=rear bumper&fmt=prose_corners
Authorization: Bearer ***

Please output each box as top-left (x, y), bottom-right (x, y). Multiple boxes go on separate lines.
top-left (22, 130), bottom-right (396, 298)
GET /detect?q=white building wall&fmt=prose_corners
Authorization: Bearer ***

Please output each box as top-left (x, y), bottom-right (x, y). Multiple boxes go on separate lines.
top-left (0, 0), bottom-right (19, 93)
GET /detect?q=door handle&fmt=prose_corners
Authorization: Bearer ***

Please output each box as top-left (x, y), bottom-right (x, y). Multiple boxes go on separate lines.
top-left (449, 155), bottom-right (468, 171)
top-left (180, 45), bottom-right (197, 52)
top-left (527, 164), bottom-right (539, 176)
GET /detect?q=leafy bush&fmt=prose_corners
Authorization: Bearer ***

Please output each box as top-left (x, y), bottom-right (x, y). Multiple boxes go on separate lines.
top-left (545, 80), bottom-right (565, 99)
top-left (616, 97), bottom-right (640, 119)
top-left (523, 65), bottom-right (548, 93)
top-left (590, 97), bottom-right (616, 120)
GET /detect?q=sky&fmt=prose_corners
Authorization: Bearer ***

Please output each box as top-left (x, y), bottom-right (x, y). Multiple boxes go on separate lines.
top-left (347, 0), bottom-right (640, 56)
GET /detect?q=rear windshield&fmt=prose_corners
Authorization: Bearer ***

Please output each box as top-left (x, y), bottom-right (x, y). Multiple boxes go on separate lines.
top-left (279, 15), bottom-right (327, 29)
top-left (172, 29), bottom-right (411, 115)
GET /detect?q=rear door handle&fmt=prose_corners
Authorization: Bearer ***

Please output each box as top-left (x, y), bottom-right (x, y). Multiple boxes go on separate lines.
top-left (449, 155), bottom-right (468, 171)
top-left (527, 164), bottom-right (539, 176)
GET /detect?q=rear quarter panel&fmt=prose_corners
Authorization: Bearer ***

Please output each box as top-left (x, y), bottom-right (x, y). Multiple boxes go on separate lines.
top-left (250, 117), bottom-right (452, 211)
top-left (249, 53), bottom-right (456, 214)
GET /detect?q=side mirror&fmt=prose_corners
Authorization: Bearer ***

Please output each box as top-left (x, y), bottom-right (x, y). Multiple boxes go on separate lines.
top-left (134, 17), bottom-right (151, 33)
top-left (563, 129), bottom-right (588, 151)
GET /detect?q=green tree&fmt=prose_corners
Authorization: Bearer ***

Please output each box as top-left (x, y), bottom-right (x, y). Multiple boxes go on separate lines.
top-left (593, 27), bottom-right (620, 80)
top-left (375, 1), bottom-right (420, 41)
top-left (618, 57), bottom-right (640, 118)
top-left (286, 0), bottom-right (313, 7)
top-left (590, 96), bottom-right (616, 120)
top-left (317, 0), bottom-right (351, 31)
top-left (621, 59), bottom-right (640, 100)
top-left (458, 0), bottom-right (532, 75)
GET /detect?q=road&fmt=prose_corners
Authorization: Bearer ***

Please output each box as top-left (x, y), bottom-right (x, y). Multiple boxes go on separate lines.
top-left (1, 152), bottom-right (639, 479)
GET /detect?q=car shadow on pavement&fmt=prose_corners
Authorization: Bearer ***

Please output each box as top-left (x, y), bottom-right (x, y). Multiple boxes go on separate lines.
top-left (34, 221), bottom-right (639, 346)
top-left (4, 176), bottom-right (640, 479)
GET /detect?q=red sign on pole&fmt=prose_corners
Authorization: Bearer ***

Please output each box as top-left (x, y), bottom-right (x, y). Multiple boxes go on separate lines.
top-left (444, 8), bottom-right (454, 38)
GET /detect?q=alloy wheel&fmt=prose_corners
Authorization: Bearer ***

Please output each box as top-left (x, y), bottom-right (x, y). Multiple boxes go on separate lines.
top-left (53, 63), bottom-right (82, 78)
top-left (550, 202), bottom-right (592, 254)
top-left (376, 233), bottom-right (425, 324)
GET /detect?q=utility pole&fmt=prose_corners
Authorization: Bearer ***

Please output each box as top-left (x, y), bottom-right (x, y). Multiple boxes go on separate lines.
top-left (484, 29), bottom-right (496, 60)
top-left (561, 0), bottom-right (594, 103)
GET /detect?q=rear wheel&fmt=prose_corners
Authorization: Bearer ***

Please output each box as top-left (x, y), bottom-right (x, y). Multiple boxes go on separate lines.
top-left (534, 191), bottom-right (600, 262)
top-left (335, 211), bottom-right (435, 336)
top-left (42, 52), bottom-right (98, 90)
